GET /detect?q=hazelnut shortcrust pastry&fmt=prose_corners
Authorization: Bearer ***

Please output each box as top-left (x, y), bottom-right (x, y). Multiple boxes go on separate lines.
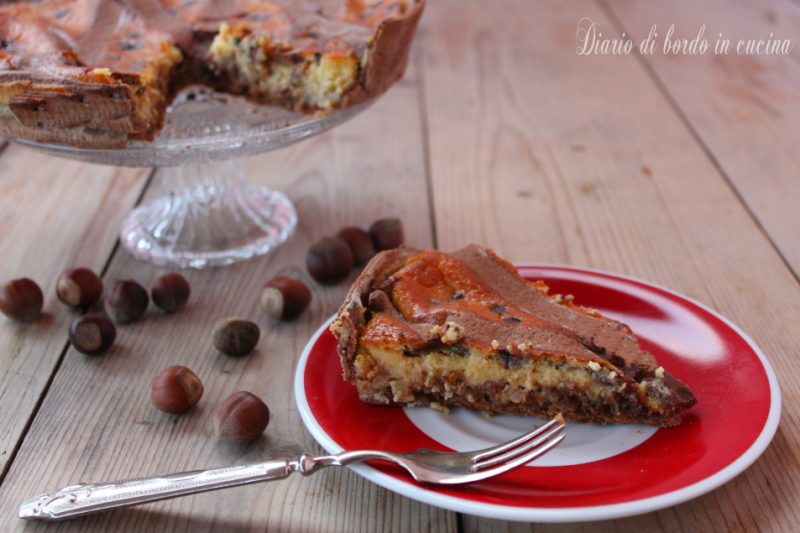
top-left (0, 0), bottom-right (424, 148)
top-left (331, 245), bottom-right (696, 427)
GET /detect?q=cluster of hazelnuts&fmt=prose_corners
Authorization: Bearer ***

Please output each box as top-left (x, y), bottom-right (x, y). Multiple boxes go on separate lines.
top-left (0, 217), bottom-right (405, 443)
top-left (151, 366), bottom-right (270, 443)
top-left (0, 270), bottom-right (192, 354)
top-left (306, 218), bottom-right (403, 285)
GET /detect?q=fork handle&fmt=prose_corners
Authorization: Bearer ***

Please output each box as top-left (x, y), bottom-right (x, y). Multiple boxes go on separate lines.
top-left (19, 458), bottom-right (302, 522)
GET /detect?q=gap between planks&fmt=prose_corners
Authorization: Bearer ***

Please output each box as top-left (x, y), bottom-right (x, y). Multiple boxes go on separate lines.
top-left (595, 0), bottom-right (800, 287)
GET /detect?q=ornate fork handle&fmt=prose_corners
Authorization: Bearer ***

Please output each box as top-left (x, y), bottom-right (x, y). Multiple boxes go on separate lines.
top-left (20, 451), bottom-right (392, 522)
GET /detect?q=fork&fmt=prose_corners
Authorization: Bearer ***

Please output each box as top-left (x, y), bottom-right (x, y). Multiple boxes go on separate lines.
top-left (19, 414), bottom-right (565, 522)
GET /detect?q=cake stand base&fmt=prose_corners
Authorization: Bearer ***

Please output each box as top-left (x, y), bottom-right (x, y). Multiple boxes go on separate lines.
top-left (120, 159), bottom-right (297, 269)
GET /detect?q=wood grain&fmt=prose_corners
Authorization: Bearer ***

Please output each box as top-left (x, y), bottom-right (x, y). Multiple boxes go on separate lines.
top-left (419, 0), bottom-right (800, 530)
top-left (604, 0), bottom-right (800, 277)
top-left (0, 61), bottom-right (457, 532)
top-left (0, 146), bottom-right (148, 477)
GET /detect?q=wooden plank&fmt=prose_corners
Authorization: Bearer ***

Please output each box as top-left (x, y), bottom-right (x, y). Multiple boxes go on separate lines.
top-left (604, 0), bottom-right (800, 276)
top-left (0, 146), bottom-right (148, 477)
top-left (0, 61), bottom-right (456, 531)
top-left (419, 0), bottom-right (800, 530)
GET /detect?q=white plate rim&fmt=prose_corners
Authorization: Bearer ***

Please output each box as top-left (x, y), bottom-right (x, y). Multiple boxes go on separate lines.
top-left (293, 265), bottom-right (781, 522)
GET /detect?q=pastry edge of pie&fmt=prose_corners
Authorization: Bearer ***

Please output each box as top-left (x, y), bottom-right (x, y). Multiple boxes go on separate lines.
top-left (331, 245), bottom-right (697, 427)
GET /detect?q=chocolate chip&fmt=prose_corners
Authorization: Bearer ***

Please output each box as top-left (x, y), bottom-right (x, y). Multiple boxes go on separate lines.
top-left (578, 336), bottom-right (608, 356)
top-left (120, 39), bottom-right (141, 51)
top-left (497, 350), bottom-right (523, 369)
top-left (489, 303), bottom-right (506, 314)
top-left (402, 347), bottom-right (421, 357)
top-left (249, 12), bottom-right (273, 20)
top-left (445, 343), bottom-right (469, 356)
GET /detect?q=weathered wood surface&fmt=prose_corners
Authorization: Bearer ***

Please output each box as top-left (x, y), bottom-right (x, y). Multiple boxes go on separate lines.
top-left (0, 147), bottom-right (149, 477)
top-left (0, 0), bottom-right (798, 530)
top-left (607, 0), bottom-right (800, 278)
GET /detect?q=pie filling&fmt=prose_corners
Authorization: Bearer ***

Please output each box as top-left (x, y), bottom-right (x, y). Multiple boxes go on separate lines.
top-left (209, 24), bottom-right (361, 112)
top-left (331, 245), bottom-right (697, 427)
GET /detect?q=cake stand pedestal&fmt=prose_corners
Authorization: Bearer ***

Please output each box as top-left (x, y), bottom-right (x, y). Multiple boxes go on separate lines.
top-left (15, 87), bottom-right (370, 269)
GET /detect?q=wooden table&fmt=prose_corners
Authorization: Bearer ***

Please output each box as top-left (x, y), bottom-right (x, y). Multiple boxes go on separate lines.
top-left (1, 1), bottom-right (798, 530)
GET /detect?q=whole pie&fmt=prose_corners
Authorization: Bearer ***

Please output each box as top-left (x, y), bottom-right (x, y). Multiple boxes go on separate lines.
top-left (331, 245), bottom-right (697, 427)
top-left (0, 0), bottom-right (424, 148)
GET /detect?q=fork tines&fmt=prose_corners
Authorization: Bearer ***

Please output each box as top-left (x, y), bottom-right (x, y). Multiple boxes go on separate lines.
top-left (471, 414), bottom-right (565, 473)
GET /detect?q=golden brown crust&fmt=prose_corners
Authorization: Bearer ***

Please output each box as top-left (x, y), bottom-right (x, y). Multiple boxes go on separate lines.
top-left (0, 0), bottom-right (425, 148)
top-left (340, 0), bottom-right (425, 108)
top-left (331, 244), bottom-right (697, 427)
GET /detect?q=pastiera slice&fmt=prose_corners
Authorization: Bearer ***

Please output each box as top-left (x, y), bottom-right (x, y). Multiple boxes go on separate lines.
top-left (331, 245), bottom-right (696, 427)
top-left (0, 0), bottom-right (424, 148)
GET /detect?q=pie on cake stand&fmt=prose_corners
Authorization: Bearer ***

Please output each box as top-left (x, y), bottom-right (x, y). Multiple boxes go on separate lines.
top-left (15, 87), bottom-right (372, 268)
top-left (0, 0), bottom-right (424, 268)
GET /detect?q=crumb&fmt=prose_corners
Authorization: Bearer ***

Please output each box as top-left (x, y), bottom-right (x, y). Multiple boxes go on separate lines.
top-left (655, 366), bottom-right (665, 378)
top-left (491, 339), bottom-right (500, 350)
top-left (608, 371), bottom-right (617, 380)
top-left (429, 402), bottom-right (450, 413)
top-left (587, 361), bottom-right (601, 372)
top-left (440, 321), bottom-right (464, 344)
top-left (517, 342), bottom-right (528, 351)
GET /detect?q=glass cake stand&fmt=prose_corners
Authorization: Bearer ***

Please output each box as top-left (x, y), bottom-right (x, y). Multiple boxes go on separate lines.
top-left (15, 87), bottom-right (371, 268)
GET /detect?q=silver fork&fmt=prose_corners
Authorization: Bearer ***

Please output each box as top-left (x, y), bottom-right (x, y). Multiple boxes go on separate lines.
top-left (20, 414), bottom-right (565, 522)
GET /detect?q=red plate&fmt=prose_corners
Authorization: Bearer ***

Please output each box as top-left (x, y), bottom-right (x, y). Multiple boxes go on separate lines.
top-left (294, 265), bottom-right (780, 521)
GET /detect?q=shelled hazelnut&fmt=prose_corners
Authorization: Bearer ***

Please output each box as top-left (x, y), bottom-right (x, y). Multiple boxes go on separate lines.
top-left (105, 279), bottom-right (149, 323)
top-left (260, 276), bottom-right (311, 320)
top-left (306, 237), bottom-right (353, 285)
top-left (213, 318), bottom-right (260, 357)
top-left (56, 268), bottom-right (103, 309)
top-left (369, 218), bottom-right (404, 251)
top-left (213, 391), bottom-right (270, 443)
top-left (151, 365), bottom-right (203, 414)
top-left (0, 278), bottom-right (43, 322)
top-left (336, 227), bottom-right (376, 265)
top-left (68, 315), bottom-right (116, 355)
top-left (151, 273), bottom-right (191, 313)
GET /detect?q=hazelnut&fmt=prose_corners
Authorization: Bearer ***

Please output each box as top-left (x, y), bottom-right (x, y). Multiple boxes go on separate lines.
top-left (56, 268), bottom-right (103, 308)
top-left (151, 273), bottom-right (191, 313)
top-left (336, 227), bottom-right (376, 265)
top-left (306, 237), bottom-right (354, 285)
top-left (151, 365), bottom-right (204, 414)
top-left (105, 279), bottom-right (149, 323)
top-left (68, 315), bottom-right (116, 355)
top-left (213, 318), bottom-right (260, 357)
top-left (0, 278), bottom-right (43, 322)
top-left (260, 276), bottom-right (311, 320)
top-left (213, 391), bottom-right (270, 442)
top-left (369, 218), bottom-right (404, 251)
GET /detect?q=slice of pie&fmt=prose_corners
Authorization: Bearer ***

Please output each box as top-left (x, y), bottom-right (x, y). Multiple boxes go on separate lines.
top-left (0, 0), bottom-right (424, 148)
top-left (331, 245), bottom-right (696, 427)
